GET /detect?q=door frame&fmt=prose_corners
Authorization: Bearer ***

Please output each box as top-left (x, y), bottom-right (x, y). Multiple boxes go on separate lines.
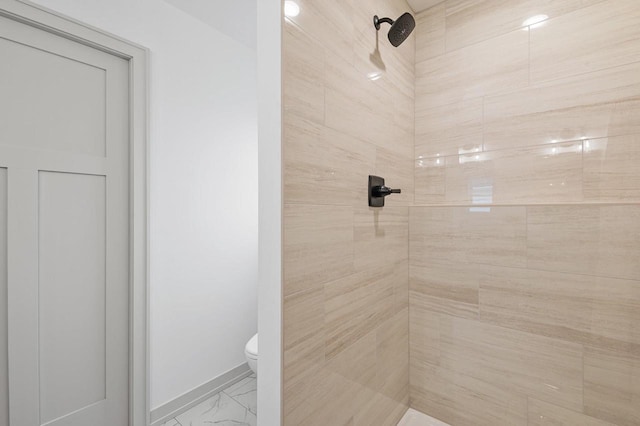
top-left (0, 1), bottom-right (150, 424)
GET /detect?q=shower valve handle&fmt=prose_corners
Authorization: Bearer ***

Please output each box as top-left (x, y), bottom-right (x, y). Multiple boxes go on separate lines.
top-left (368, 175), bottom-right (401, 207)
top-left (372, 185), bottom-right (401, 197)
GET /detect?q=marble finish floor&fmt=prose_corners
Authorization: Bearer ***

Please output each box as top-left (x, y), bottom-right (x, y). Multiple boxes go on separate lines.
top-left (162, 374), bottom-right (256, 426)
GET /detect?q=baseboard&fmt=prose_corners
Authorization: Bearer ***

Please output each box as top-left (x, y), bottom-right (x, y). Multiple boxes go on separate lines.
top-left (150, 362), bottom-right (252, 425)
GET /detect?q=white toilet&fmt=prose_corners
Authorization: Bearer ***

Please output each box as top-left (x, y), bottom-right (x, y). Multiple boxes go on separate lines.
top-left (245, 333), bottom-right (258, 374)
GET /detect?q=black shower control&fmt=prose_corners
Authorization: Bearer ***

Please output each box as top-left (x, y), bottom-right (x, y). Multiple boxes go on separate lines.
top-left (368, 175), bottom-right (401, 207)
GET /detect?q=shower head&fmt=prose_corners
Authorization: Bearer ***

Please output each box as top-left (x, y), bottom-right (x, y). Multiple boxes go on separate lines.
top-left (373, 12), bottom-right (415, 47)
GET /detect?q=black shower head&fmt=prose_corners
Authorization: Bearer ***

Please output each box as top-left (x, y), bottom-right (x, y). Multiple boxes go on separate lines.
top-left (373, 12), bottom-right (415, 47)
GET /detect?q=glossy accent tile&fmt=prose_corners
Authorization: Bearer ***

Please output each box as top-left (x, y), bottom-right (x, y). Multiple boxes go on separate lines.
top-left (479, 266), bottom-right (640, 355)
top-left (583, 134), bottom-right (640, 202)
top-left (175, 392), bottom-right (255, 426)
top-left (410, 259), bottom-right (480, 319)
top-left (415, 3), bottom-right (445, 63)
top-left (324, 266), bottom-right (395, 360)
top-left (415, 141), bottom-right (584, 205)
top-left (283, 115), bottom-right (376, 206)
top-left (283, 204), bottom-right (355, 296)
top-left (530, 0), bottom-right (640, 83)
top-left (410, 361), bottom-right (528, 426)
top-left (415, 29), bottom-right (528, 109)
top-left (584, 346), bottom-right (640, 426)
top-left (410, 206), bottom-right (527, 268)
top-left (415, 97), bottom-right (483, 159)
top-left (526, 205), bottom-right (640, 280)
top-left (445, 0), bottom-right (604, 52)
top-left (528, 398), bottom-right (615, 426)
top-left (484, 62), bottom-right (640, 151)
top-left (439, 315), bottom-right (584, 411)
top-left (283, 22), bottom-right (324, 124)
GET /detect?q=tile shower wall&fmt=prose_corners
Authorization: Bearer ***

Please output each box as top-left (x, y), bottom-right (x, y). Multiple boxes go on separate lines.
top-left (411, 1), bottom-right (640, 426)
top-left (281, 0), bottom-right (415, 424)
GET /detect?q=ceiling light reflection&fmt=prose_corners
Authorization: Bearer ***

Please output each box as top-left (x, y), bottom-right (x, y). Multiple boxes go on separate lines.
top-left (522, 14), bottom-right (548, 29)
top-left (284, 1), bottom-right (300, 18)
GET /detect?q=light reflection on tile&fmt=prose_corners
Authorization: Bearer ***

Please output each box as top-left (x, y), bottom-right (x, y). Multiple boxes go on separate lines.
top-left (484, 62), bottom-right (640, 151)
top-left (444, 0), bottom-right (604, 52)
top-left (415, 141), bottom-right (584, 205)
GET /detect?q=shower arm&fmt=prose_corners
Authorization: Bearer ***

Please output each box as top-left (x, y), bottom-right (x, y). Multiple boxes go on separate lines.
top-left (373, 15), bottom-right (394, 30)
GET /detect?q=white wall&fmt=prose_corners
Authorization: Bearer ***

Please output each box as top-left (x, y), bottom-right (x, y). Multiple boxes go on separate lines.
top-left (257, 0), bottom-right (282, 425)
top-left (28, 0), bottom-right (258, 410)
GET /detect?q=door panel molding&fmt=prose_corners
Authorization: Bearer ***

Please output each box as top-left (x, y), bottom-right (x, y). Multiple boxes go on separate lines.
top-left (0, 1), bottom-right (149, 424)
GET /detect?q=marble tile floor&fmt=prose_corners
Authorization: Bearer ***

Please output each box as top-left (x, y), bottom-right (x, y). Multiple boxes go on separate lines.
top-left (162, 374), bottom-right (257, 426)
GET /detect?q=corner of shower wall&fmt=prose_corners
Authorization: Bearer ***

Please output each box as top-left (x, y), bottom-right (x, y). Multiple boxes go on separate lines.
top-left (280, 0), bottom-right (416, 424)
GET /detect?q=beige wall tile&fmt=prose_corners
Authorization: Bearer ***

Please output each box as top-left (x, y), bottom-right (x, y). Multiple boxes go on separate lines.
top-left (283, 0), bottom-right (355, 66)
top-left (528, 398), bottom-right (615, 426)
top-left (355, 390), bottom-right (408, 426)
top-left (283, 204), bottom-right (355, 296)
top-left (410, 206), bottom-right (527, 267)
top-left (326, 330), bottom-right (378, 391)
top-left (410, 361), bottom-right (528, 426)
top-left (324, 266), bottom-right (396, 360)
top-left (325, 53), bottom-right (414, 159)
top-left (376, 309), bottom-right (410, 403)
top-left (283, 115), bottom-right (376, 206)
top-left (438, 315), bottom-right (584, 411)
top-left (445, 0), bottom-right (604, 52)
top-left (375, 148), bottom-right (414, 206)
top-left (410, 303), bottom-right (440, 368)
top-left (584, 134), bottom-right (640, 202)
top-left (415, 29), bottom-right (528, 109)
top-left (479, 266), bottom-right (640, 355)
top-left (527, 205), bottom-right (640, 280)
top-left (484, 62), bottom-right (640, 151)
top-left (283, 22), bottom-right (325, 124)
top-left (416, 141), bottom-right (584, 205)
top-left (283, 0), bottom-right (412, 423)
top-left (414, 157), bottom-right (446, 205)
top-left (530, 0), bottom-right (640, 83)
top-left (353, 206), bottom-right (408, 271)
top-left (283, 288), bottom-right (326, 388)
top-left (415, 3), bottom-right (445, 63)
top-left (415, 97), bottom-right (483, 159)
top-left (584, 346), bottom-right (640, 426)
top-left (410, 259), bottom-right (480, 319)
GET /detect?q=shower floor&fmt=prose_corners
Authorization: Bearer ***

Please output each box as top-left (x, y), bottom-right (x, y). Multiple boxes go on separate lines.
top-left (397, 409), bottom-right (450, 426)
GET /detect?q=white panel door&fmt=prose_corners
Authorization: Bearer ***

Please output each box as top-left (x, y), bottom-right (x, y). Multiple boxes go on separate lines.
top-left (0, 13), bottom-right (130, 426)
